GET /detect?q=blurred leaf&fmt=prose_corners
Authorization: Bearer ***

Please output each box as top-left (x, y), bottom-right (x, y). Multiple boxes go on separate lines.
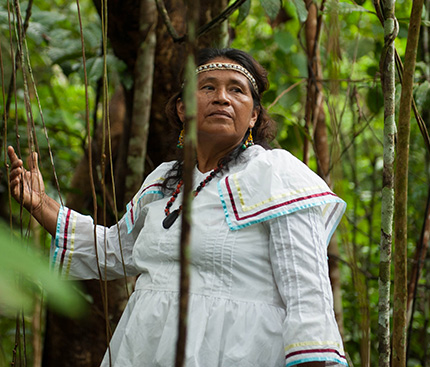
top-left (32, 9), bottom-right (67, 28)
top-left (346, 37), bottom-right (375, 59)
top-left (324, 1), bottom-right (370, 14)
top-left (366, 65), bottom-right (379, 77)
top-left (236, 0), bottom-right (251, 25)
top-left (0, 224), bottom-right (86, 317)
top-left (274, 30), bottom-right (295, 54)
top-left (366, 86), bottom-right (383, 114)
top-left (291, 0), bottom-right (308, 23)
top-left (260, 0), bottom-right (281, 20)
top-left (86, 56), bottom-right (104, 82)
top-left (414, 81), bottom-right (430, 110)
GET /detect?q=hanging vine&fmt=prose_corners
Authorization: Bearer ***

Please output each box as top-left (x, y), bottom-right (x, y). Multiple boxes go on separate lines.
top-left (175, 2), bottom-right (199, 365)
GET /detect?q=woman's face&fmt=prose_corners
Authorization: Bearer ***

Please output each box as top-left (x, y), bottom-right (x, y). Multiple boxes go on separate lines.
top-left (177, 58), bottom-right (258, 149)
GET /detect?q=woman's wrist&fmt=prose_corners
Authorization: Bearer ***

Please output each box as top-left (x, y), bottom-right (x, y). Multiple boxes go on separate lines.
top-left (27, 192), bottom-right (46, 215)
top-left (29, 194), bottom-right (61, 236)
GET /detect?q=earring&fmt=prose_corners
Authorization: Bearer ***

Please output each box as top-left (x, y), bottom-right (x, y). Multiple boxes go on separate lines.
top-left (177, 128), bottom-right (184, 149)
top-left (242, 129), bottom-right (254, 150)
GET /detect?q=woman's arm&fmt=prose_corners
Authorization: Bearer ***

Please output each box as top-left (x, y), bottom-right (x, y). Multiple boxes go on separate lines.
top-left (267, 207), bottom-right (348, 367)
top-left (8, 146), bottom-right (60, 236)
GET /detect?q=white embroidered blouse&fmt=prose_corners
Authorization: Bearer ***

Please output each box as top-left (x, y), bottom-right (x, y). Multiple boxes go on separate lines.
top-left (51, 145), bottom-right (348, 367)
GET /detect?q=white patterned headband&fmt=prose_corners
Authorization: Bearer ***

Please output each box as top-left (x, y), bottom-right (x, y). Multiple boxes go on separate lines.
top-left (196, 62), bottom-right (259, 94)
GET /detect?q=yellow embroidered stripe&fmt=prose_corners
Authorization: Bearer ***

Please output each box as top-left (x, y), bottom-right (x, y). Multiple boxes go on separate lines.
top-left (232, 172), bottom-right (327, 212)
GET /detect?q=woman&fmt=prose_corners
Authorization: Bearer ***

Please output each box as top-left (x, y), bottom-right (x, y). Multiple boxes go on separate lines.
top-left (8, 48), bottom-right (348, 367)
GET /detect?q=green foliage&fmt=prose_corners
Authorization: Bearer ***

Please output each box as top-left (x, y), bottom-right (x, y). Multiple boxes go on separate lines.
top-left (260, 0), bottom-right (282, 20)
top-left (0, 223), bottom-right (86, 317)
top-left (414, 80), bottom-right (430, 110)
top-left (236, 0), bottom-right (251, 25)
top-left (290, 0), bottom-right (308, 22)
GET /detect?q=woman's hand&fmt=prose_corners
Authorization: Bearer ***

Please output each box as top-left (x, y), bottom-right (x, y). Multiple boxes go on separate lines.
top-left (8, 146), bottom-right (45, 212)
top-left (8, 146), bottom-right (60, 236)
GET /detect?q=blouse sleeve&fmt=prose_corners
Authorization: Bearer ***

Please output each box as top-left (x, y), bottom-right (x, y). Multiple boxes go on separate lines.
top-left (50, 162), bottom-right (171, 280)
top-left (266, 206), bottom-right (348, 367)
top-left (50, 205), bottom-right (145, 280)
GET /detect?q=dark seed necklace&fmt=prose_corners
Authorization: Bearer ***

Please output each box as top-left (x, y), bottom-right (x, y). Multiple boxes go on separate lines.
top-left (162, 165), bottom-right (222, 229)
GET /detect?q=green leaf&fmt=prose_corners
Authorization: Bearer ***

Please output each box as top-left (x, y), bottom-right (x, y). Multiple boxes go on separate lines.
top-left (415, 81), bottom-right (430, 109)
top-left (0, 224), bottom-right (86, 317)
top-left (346, 38), bottom-right (375, 60)
top-left (236, 0), bottom-right (251, 25)
top-left (274, 30), bottom-right (296, 54)
top-left (366, 86), bottom-right (383, 114)
top-left (260, 0), bottom-right (282, 20)
top-left (291, 0), bottom-right (308, 23)
top-left (324, 1), bottom-right (370, 14)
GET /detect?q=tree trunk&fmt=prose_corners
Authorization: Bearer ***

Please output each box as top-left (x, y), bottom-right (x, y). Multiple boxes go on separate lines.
top-left (376, 0), bottom-right (397, 365)
top-left (393, 0), bottom-right (424, 365)
top-left (125, 0), bottom-right (157, 200)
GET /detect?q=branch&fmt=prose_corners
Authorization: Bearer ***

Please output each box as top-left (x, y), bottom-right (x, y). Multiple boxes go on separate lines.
top-left (374, 0), bottom-right (430, 153)
top-left (394, 51), bottom-right (430, 153)
top-left (196, 0), bottom-right (248, 37)
top-left (154, 0), bottom-right (182, 41)
top-left (155, 0), bottom-right (248, 43)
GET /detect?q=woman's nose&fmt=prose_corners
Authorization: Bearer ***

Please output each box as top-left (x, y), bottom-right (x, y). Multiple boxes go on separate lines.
top-left (213, 87), bottom-right (230, 105)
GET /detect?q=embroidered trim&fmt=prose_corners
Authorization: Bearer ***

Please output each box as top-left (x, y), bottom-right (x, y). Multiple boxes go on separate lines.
top-left (65, 213), bottom-right (77, 278)
top-left (59, 209), bottom-right (72, 274)
top-left (286, 348), bottom-right (346, 360)
top-left (326, 204), bottom-right (345, 244)
top-left (232, 172), bottom-right (327, 213)
top-left (226, 175), bottom-right (338, 221)
top-left (284, 341), bottom-right (348, 366)
top-left (286, 357), bottom-right (348, 367)
top-left (52, 206), bottom-right (65, 272)
top-left (125, 182), bottom-right (164, 233)
top-left (219, 182), bottom-right (343, 230)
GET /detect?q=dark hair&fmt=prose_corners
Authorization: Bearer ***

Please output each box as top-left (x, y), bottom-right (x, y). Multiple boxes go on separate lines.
top-left (163, 48), bottom-right (277, 192)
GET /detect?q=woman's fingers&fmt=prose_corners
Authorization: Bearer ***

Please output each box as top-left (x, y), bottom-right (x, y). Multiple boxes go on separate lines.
top-left (8, 147), bottom-right (23, 170)
top-left (7, 146), bottom-right (19, 164)
top-left (7, 147), bottom-right (42, 203)
top-left (8, 147), bottom-right (24, 183)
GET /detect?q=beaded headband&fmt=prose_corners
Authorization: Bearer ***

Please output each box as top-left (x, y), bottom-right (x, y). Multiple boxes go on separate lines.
top-left (196, 62), bottom-right (259, 94)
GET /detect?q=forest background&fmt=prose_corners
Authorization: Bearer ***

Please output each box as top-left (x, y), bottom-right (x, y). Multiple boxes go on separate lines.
top-left (0, 0), bottom-right (430, 366)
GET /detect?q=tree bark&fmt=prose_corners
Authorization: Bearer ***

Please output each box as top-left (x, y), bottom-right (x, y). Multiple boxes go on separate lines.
top-left (393, 0), bottom-right (424, 365)
top-left (376, 0), bottom-right (397, 365)
top-left (125, 0), bottom-right (157, 200)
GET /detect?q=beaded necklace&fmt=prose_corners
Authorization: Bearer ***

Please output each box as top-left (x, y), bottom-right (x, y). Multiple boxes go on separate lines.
top-left (162, 165), bottom-right (223, 229)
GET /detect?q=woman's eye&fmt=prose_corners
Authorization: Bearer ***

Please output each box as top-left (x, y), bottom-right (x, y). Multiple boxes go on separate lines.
top-left (231, 87), bottom-right (244, 93)
top-left (202, 85), bottom-right (214, 90)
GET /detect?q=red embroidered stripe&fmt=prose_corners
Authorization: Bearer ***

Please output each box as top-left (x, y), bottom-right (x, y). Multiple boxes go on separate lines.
top-left (286, 348), bottom-right (347, 360)
top-left (130, 183), bottom-right (163, 224)
top-left (130, 183), bottom-right (161, 225)
top-left (130, 198), bottom-right (134, 225)
top-left (59, 208), bottom-right (72, 273)
top-left (142, 183), bottom-right (163, 192)
top-left (225, 177), bottom-right (337, 221)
